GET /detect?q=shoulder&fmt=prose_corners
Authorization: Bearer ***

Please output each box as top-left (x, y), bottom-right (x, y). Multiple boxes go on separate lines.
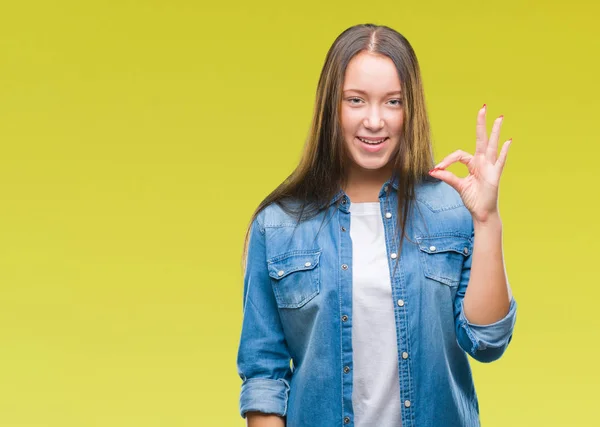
top-left (247, 202), bottom-right (299, 249)
top-left (259, 200), bottom-right (303, 228)
top-left (415, 178), bottom-right (465, 212)
top-left (256, 200), bottom-right (324, 260)
top-left (413, 178), bottom-right (473, 236)
top-left (259, 197), bottom-right (328, 229)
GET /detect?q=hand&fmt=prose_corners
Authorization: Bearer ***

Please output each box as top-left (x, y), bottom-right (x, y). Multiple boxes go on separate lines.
top-left (428, 104), bottom-right (512, 225)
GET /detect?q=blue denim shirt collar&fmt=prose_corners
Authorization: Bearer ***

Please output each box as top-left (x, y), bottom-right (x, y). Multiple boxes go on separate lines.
top-left (329, 172), bottom-right (400, 208)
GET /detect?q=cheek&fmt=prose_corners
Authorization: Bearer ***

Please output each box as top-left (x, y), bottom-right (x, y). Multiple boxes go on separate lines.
top-left (389, 118), bottom-right (405, 139)
top-left (341, 108), bottom-right (361, 129)
top-left (390, 111), bottom-right (404, 129)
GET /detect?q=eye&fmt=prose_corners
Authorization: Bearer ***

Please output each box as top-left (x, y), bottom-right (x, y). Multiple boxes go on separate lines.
top-left (347, 97), bottom-right (362, 104)
top-left (389, 99), bottom-right (403, 106)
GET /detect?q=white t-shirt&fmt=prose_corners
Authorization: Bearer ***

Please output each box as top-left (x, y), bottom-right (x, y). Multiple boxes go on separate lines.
top-left (349, 201), bottom-right (402, 427)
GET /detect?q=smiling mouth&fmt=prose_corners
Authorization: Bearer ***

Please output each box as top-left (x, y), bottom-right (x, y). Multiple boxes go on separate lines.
top-left (357, 137), bottom-right (388, 145)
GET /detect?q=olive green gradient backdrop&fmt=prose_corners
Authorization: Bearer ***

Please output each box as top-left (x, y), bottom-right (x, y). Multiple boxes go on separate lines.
top-left (0, 1), bottom-right (598, 426)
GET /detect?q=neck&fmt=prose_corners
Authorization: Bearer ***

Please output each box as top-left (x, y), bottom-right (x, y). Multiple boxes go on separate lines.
top-left (343, 165), bottom-right (393, 203)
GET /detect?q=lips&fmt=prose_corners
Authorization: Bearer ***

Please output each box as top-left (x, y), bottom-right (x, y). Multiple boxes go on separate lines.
top-left (356, 136), bottom-right (388, 152)
top-left (357, 136), bottom-right (388, 144)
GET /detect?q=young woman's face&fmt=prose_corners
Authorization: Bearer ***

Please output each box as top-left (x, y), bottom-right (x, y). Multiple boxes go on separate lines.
top-left (340, 51), bottom-right (404, 173)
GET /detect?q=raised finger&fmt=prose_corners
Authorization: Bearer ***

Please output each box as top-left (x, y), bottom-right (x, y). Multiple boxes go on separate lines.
top-left (486, 115), bottom-right (504, 163)
top-left (475, 104), bottom-right (488, 155)
top-left (496, 138), bottom-right (512, 171)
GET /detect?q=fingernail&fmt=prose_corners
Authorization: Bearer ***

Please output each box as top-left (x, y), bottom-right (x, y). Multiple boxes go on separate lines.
top-left (482, 104), bottom-right (487, 111)
top-left (499, 115), bottom-right (504, 119)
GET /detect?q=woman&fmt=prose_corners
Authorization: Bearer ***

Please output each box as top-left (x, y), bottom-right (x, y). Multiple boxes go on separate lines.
top-left (237, 23), bottom-right (517, 427)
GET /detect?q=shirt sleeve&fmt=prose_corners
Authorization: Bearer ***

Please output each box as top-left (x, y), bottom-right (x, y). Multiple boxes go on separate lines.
top-left (453, 226), bottom-right (518, 363)
top-left (236, 213), bottom-right (293, 418)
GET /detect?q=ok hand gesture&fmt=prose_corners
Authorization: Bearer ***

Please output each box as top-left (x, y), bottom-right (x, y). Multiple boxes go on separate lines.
top-left (428, 104), bottom-right (512, 225)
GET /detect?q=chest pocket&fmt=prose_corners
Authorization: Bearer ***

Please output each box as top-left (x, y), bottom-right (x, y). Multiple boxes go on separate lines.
top-left (267, 249), bottom-right (321, 309)
top-left (417, 235), bottom-right (472, 287)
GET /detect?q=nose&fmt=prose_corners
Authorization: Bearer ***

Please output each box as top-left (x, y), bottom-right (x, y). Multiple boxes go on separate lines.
top-left (362, 108), bottom-right (385, 130)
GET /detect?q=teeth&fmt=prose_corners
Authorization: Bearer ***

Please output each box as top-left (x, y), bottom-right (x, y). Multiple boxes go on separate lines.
top-left (358, 137), bottom-right (386, 144)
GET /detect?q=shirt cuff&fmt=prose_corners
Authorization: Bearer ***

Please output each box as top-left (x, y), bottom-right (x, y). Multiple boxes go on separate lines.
top-left (240, 378), bottom-right (290, 418)
top-left (458, 297), bottom-right (517, 353)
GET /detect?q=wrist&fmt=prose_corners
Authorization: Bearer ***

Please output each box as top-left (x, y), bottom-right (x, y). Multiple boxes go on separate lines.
top-left (473, 211), bottom-right (502, 230)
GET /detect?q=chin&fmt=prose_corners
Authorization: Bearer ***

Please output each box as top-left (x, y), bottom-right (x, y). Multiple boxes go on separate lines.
top-left (353, 157), bottom-right (392, 171)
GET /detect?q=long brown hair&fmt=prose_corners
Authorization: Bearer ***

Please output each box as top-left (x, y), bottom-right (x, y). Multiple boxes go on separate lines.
top-left (241, 23), bottom-right (436, 272)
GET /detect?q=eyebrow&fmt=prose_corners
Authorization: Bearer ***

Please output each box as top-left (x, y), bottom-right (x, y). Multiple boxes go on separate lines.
top-left (343, 89), bottom-right (402, 95)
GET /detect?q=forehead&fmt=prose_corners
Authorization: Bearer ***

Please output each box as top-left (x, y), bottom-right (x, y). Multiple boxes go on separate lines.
top-left (343, 52), bottom-right (401, 93)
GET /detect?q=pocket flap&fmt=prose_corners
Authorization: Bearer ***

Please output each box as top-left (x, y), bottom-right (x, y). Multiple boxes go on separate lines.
top-left (267, 249), bottom-right (321, 280)
top-left (417, 235), bottom-right (472, 256)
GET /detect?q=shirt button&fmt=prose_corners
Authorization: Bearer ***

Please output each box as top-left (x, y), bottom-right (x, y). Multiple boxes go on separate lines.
top-left (463, 247), bottom-right (469, 255)
top-left (397, 299), bottom-right (404, 307)
top-left (304, 262), bottom-right (312, 267)
top-left (343, 366), bottom-right (350, 373)
top-left (429, 246), bottom-right (436, 252)
top-left (277, 270), bottom-right (284, 277)
top-left (383, 184), bottom-right (389, 191)
top-left (341, 198), bottom-right (347, 205)
top-left (385, 212), bottom-right (392, 219)
top-left (341, 226), bottom-right (347, 232)
top-left (344, 416), bottom-right (351, 424)
top-left (391, 253), bottom-right (397, 259)
top-left (402, 352), bottom-right (409, 359)
top-left (341, 264), bottom-right (348, 270)
top-left (342, 315), bottom-right (348, 322)
top-left (404, 400), bottom-right (411, 408)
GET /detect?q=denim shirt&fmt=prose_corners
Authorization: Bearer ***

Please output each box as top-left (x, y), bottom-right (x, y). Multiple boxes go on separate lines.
top-left (237, 174), bottom-right (518, 427)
